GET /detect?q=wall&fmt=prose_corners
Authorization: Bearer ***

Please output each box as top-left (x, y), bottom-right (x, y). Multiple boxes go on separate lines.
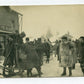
top-left (0, 6), bottom-right (19, 33)
top-left (0, 6), bottom-right (19, 56)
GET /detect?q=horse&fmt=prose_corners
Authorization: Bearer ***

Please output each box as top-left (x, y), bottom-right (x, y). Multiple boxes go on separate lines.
top-left (18, 43), bottom-right (42, 77)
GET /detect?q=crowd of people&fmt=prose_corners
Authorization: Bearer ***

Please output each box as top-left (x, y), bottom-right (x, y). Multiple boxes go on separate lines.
top-left (54, 35), bottom-right (84, 76)
top-left (2, 30), bottom-right (51, 77)
top-left (1, 30), bottom-right (84, 77)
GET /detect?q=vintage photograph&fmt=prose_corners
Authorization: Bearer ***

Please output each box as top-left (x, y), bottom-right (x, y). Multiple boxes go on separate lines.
top-left (0, 5), bottom-right (84, 78)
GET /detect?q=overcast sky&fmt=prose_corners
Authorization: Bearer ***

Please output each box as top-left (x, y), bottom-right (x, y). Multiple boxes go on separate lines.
top-left (11, 5), bottom-right (84, 41)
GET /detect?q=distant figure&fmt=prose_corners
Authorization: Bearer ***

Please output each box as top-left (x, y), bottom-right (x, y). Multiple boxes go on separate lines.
top-left (35, 38), bottom-right (43, 65)
top-left (54, 40), bottom-right (59, 57)
top-left (43, 39), bottom-right (50, 63)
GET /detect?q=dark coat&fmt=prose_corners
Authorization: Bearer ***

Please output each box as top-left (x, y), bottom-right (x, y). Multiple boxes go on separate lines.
top-left (78, 42), bottom-right (84, 63)
top-left (43, 42), bottom-right (50, 58)
top-left (18, 42), bottom-right (41, 69)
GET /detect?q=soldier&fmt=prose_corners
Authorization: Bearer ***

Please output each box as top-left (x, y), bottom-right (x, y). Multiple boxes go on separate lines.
top-left (35, 38), bottom-right (43, 65)
top-left (54, 40), bottom-right (59, 58)
top-left (21, 37), bottom-right (41, 77)
top-left (3, 35), bottom-right (15, 76)
top-left (71, 40), bottom-right (77, 69)
top-left (44, 39), bottom-right (50, 63)
top-left (59, 36), bottom-right (74, 76)
top-left (3, 31), bottom-right (26, 76)
top-left (13, 31), bottom-right (25, 67)
top-left (78, 37), bottom-right (84, 75)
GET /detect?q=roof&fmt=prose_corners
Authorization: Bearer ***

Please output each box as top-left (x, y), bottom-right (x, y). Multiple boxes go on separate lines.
top-left (3, 6), bottom-right (23, 16)
top-left (11, 10), bottom-right (23, 16)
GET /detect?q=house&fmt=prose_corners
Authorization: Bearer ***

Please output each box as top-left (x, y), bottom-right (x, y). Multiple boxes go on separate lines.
top-left (0, 6), bottom-right (22, 56)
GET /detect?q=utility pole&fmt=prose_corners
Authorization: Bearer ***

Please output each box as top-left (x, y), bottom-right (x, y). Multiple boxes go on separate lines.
top-left (18, 14), bottom-right (23, 33)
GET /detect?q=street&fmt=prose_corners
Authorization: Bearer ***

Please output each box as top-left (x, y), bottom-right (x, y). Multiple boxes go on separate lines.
top-left (41, 55), bottom-right (83, 77)
top-left (0, 54), bottom-right (83, 78)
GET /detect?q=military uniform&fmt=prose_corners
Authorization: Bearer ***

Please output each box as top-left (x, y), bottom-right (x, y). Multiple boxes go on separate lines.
top-left (18, 42), bottom-right (41, 69)
top-left (35, 38), bottom-right (43, 65)
top-left (78, 38), bottom-right (84, 75)
top-left (43, 42), bottom-right (50, 63)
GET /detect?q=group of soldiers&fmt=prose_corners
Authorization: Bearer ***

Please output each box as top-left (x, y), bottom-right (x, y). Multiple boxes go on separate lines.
top-left (3, 30), bottom-right (51, 77)
top-left (1, 30), bottom-right (84, 77)
top-left (54, 36), bottom-right (84, 76)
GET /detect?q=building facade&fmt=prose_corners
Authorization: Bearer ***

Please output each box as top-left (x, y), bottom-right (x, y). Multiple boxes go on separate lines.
top-left (0, 6), bottom-right (21, 56)
top-left (0, 6), bottom-right (19, 33)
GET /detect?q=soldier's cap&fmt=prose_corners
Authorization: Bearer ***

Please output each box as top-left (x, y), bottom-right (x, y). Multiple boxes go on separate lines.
top-left (61, 36), bottom-right (67, 40)
top-left (15, 30), bottom-right (19, 33)
top-left (80, 36), bottom-right (84, 40)
top-left (26, 37), bottom-right (29, 41)
top-left (20, 32), bottom-right (26, 37)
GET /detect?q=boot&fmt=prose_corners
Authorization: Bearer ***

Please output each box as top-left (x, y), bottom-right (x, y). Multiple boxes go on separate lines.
top-left (61, 67), bottom-right (66, 76)
top-left (72, 64), bottom-right (75, 69)
top-left (69, 67), bottom-right (72, 76)
top-left (46, 59), bottom-right (49, 63)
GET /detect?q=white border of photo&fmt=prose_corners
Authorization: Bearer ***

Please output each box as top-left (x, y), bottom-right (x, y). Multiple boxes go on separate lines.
top-left (0, 0), bottom-right (84, 5)
top-left (0, 0), bottom-right (84, 84)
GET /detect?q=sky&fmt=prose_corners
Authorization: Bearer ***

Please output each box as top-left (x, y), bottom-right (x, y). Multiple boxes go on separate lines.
top-left (11, 5), bottom-right (84, 41)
